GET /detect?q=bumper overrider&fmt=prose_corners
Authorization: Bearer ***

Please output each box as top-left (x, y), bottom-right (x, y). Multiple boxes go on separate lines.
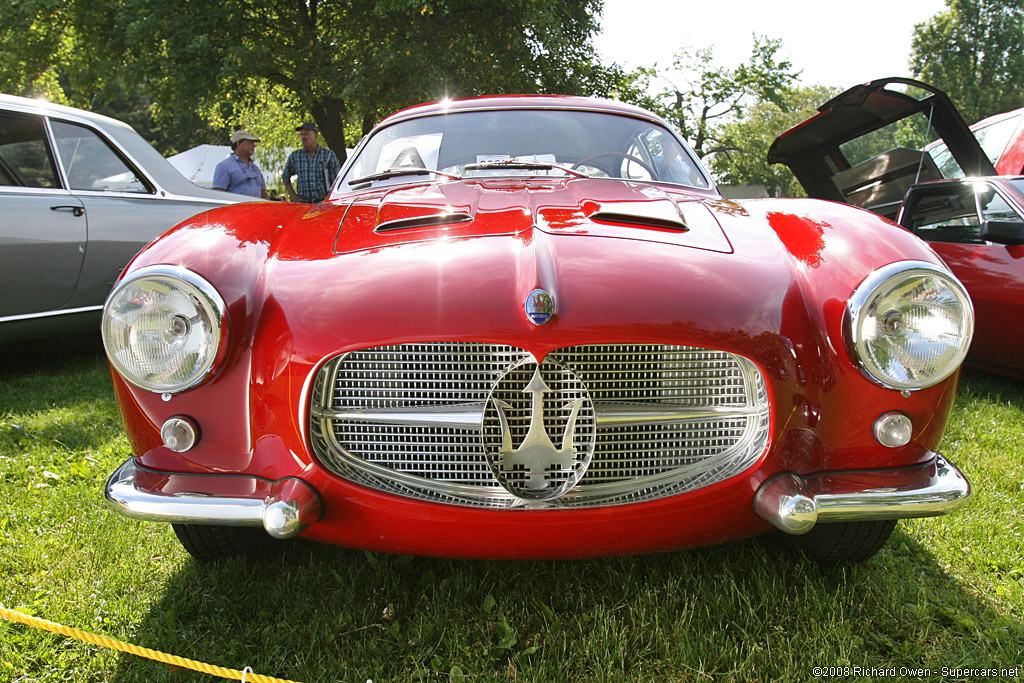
top-left (106, 453), bottom-right (970, 541)
top-left (104, 459), bottom-right (323, 539)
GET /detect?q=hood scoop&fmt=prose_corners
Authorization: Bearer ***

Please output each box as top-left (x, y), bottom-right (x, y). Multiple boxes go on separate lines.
top-left (375, 210), bottom-right (473, 233)
top-left (588, 198), bottom-right (688, 231)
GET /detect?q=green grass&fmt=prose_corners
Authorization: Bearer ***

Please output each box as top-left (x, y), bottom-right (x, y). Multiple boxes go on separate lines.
top-left (1, 336), bottom-right (1022, 682)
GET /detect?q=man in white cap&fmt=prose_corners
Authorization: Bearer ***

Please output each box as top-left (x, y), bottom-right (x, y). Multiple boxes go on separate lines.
top-left (213, 129), bottom-right (269, 198)
top-left (282, 121), bottom-right (341, 203)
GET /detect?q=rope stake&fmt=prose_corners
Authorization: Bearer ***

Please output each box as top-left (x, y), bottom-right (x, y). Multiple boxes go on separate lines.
top-left (0, 606), bottom-right (302, 683)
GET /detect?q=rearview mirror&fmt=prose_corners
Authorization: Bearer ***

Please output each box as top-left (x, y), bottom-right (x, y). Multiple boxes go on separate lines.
top-left (980, 220), bottom-right (1024, 246)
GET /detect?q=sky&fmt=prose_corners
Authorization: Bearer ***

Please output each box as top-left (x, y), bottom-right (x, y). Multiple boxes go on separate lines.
top-left (594, 0), bottom-right (948, 90)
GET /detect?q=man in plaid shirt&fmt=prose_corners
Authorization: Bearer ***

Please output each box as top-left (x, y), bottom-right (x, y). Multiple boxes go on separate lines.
top-left (282, 121), bottom-right (341, 203)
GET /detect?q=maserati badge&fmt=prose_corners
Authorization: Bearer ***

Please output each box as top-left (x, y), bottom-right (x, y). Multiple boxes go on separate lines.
top-left (525, 289), bottom-right (554, 325)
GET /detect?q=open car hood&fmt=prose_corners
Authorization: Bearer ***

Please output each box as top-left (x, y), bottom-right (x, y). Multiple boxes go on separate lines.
top-left (769, 77), bottom-right (997, 218)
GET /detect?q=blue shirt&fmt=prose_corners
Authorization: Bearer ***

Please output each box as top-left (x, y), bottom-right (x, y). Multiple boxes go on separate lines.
top-left (282, 146), bottom-right (341, 203)
top-left (212, 154), bottom-right (266, 197)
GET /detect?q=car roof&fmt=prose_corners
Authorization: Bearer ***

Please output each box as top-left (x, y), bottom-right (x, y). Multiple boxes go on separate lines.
top-left (0, 93), bottom-right (232, 200)
top-left (380, 95), bottom-right (670, 127)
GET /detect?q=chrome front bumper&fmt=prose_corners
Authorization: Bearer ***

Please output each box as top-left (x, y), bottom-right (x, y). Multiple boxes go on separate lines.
top-left (107, 453), bottom-right (969, 541)
top-left (754, 453), bottom-right (970, 534)
top-left (105, 459), bottom-right (323, 539)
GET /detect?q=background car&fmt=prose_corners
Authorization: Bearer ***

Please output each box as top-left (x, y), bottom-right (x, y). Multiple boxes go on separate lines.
top-left (0, 94), bottom-right (252, 344)
top-left (769, 77), bottom-right (1024, 378)
top-left (102, 96), bottom-right (972, 565)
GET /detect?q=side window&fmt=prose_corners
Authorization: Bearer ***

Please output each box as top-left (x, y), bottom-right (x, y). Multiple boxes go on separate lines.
top-left (978, 187), bottom-right (1023, 224)
top-left (638, 128), bottom-right (703, 186)
top-left (904, 184), bottom-right (983, 244)
top-left (49, 120), bottom-right (152, 193)
top-left (0, 112), bottom-right (61, 188)
top-left (974, 115), bottom-right (1021, 166)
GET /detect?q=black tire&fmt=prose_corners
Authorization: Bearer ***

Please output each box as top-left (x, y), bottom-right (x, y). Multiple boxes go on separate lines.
top-left (172, 523), bottom-right (286, 562)
top-left (774, 520), bottom-right (897, 564)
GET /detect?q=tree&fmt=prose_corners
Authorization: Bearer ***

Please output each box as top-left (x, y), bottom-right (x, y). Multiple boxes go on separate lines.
top-left (1, 0), bottom-right (608, 158)
top-left (710, 85), bottom-right (840, 197)
top-left (116, 0), bottom-right (607, 158)
top-left (633, 36), bottom-right (800, 160)
top-left (911, 0), bottom-right (1024, 122)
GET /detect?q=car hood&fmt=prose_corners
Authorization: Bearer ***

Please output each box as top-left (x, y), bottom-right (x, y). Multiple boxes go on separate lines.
top-left (135, 177), bottom-right (939, 375)
top-left (328, 177), bottom-right (732, 255)
top-left (769, 77), bottom-right (996, 215)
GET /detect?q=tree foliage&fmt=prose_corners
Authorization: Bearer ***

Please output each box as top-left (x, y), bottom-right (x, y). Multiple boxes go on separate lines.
top-left (626, 36), bottom-right (800, 160)
top-left (911, 0), bottom-right (1024, 122)
top-left (1, 0), bottom-right (609, 158)
top-left (710, 84), bottom-right (840, 197)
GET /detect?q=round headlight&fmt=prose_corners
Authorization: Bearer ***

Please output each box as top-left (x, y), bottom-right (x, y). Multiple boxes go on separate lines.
top-left (102, 266), bottom-right (226, 393)
top-left (847, 261), bottom-right (973, 391)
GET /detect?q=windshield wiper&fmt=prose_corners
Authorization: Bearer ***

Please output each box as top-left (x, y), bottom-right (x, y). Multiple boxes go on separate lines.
top-left (348, 167), bottom-right (462, 186)
top-left (464, 160), bottom-right (590, 179)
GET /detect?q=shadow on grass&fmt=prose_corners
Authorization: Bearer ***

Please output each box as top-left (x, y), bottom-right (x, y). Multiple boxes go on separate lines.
top-left (107, 524), bottom-right (1017, 683)
top-left (0, 331), bottom-right (105, 374)
top-left (958, 367), bottom-right (1024, 404)
top-left (0, 332), bottom-right (119, 453)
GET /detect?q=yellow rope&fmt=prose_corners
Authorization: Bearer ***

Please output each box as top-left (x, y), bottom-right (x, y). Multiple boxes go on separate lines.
top-left (0, 606), bottom-right (303, 683)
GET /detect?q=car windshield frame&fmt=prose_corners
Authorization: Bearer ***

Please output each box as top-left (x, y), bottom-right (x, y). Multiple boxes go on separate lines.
top-left (338, 108), bottom-right (711, 192)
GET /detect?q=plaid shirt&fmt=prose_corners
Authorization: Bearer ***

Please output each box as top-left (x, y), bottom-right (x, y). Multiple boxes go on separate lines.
top-left (282, 146), bottom-right (341, 202)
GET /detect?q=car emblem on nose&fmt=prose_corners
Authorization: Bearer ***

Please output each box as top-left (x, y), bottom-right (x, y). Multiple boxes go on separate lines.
top-left (525, 289), bottom-right (554, 325)
top-left (482, 359), bottom-right (595, 501)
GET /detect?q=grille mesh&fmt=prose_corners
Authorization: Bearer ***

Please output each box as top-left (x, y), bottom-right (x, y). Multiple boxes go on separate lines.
top-left (310, 343), bottom-right (770, 508)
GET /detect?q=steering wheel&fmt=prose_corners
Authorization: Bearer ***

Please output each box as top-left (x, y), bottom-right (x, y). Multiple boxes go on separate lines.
top-left (571, 152), bottom-right (658, 179)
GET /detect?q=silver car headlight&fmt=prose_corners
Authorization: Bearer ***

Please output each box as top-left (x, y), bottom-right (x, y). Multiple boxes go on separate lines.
top-left (847, 261), bottom-right (973, 391)
top-left (102, 265), bottom-right (227, 393)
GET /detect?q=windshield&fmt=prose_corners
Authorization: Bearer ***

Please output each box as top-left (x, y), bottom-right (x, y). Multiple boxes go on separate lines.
top-left (340, 109), bottom-right (709, 190)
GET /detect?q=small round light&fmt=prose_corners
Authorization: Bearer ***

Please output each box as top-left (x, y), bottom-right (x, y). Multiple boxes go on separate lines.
top-left (102, 266), bottom-right (226, 393)
top-left (874, 412), bottom-right (913, 448)
top-left (160, 417), bottom-right (199, 452)
top-left (847, 261), bottom-right (973, 390)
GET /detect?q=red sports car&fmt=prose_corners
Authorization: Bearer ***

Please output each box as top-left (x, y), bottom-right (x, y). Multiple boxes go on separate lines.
top-left (103, 96), bottom-right (973, 564)
top-left (769, 77), bottom-right (1024, 378)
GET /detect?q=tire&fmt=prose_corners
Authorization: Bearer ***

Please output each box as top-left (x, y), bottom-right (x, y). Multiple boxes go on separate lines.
top-left (775, 520), bottom-right (897, 564)
top-left (172, 523), bottom-right (286, 562)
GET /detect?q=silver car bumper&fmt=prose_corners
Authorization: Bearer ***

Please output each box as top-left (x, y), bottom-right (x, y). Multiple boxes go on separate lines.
top-left (754, 453), bottom-right (970, 534)
top-left (105, 458), bottom-right (322, 539)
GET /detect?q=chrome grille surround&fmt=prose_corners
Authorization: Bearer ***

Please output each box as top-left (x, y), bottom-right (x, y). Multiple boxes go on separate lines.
top-left (310, 343), bottom-right (770, 509)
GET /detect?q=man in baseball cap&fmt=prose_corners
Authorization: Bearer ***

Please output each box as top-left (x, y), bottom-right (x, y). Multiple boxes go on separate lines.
top-left (282, 121), bottom-right (341, 203)
top-left (213, 128), bottom-right (268, 198)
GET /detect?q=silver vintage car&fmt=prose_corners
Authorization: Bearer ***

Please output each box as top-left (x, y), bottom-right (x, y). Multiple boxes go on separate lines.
top-left (0, 94), bottom-right (251, 343)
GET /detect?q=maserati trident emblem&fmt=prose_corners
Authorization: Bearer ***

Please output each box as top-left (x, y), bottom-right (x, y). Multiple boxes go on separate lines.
top-left (525, 289), bottom-right (554, 325)
top-left (483, 360), bottom-right (595, 501)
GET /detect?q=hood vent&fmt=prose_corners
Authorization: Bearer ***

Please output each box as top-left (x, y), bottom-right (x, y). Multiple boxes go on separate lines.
top-left (588, 199), bottom-right (689, 231)
top-left (375, 211), bottom-right (474, 233)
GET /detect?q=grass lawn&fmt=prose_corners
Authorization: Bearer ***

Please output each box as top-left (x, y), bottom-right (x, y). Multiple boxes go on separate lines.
top-left (0, 335), bottom-right (1021, 682)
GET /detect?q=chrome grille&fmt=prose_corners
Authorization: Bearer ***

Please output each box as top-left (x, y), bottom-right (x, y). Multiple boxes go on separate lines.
top-left (310, 343), bottom-right (770, 508)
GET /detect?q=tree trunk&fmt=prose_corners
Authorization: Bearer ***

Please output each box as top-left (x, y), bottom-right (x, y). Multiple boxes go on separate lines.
top-left (311, 96), bottom-right (348, 163)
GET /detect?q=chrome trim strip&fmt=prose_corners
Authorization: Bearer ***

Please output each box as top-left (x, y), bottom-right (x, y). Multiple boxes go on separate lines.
top-left (754, 453), bottom-right (971, 534)
top-left (104, 459), bottom-right (322, 539)
top-left (312, 402), bottom-right (486, 429)
top-left (0, 305), bottom-right (102, 323)
top-left (594, 404), bottom-right (761, 427)
top-left (309, 401), bottom-right (760, 430)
